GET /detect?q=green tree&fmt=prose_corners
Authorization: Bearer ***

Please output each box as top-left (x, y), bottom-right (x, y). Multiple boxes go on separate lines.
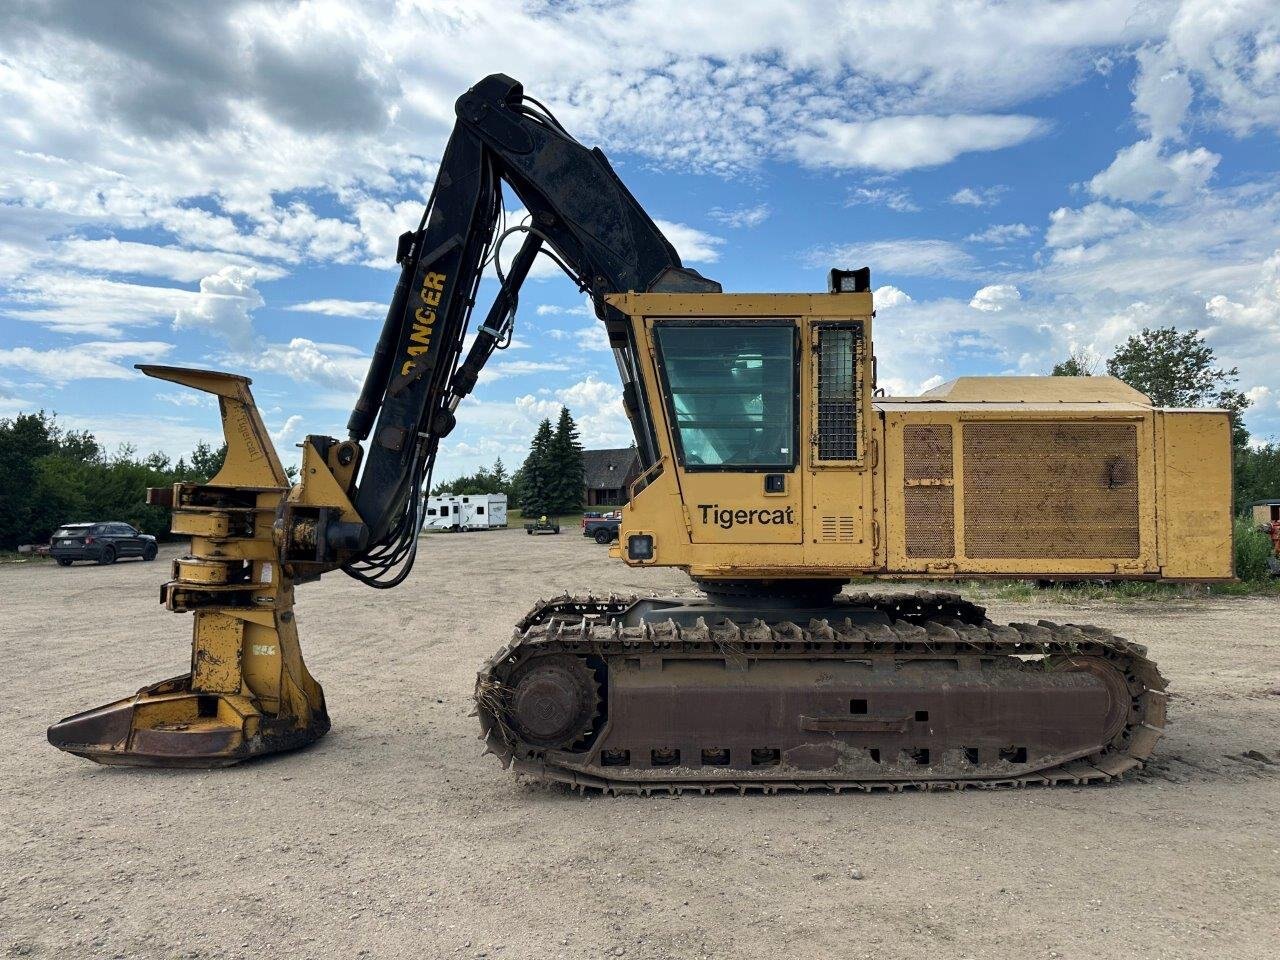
top-left (0, 411), bottom-right (64, 547)
top-left (188, 441), bottom-right (228, 481)
top-left (1106, 326), bottom-right (1257, 509)
top-left (1050, 352), bottom-right (1096, 377)
top-left (548, 407), bottom-right (585, 515)
top-left (430, 459), bottom-right (514, 497)
top-left (1107, 327), bottom-right (1251, 444)
top-left (1235, 442), bottom-right (1280, 513)
top-left (0, 410), bottom-right (240, 548)
top-left (518, 419), bottom-right (556, 516)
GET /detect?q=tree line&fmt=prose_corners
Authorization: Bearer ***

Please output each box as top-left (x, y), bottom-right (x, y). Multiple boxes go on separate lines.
top-left (0, 411), bottom-right (228, 550)
top-left (3, 328), bottom-right (1276, 549)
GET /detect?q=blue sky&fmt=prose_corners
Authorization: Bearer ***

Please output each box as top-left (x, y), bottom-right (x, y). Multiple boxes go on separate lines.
top-left (2, 0), bottom-right (1279, 483)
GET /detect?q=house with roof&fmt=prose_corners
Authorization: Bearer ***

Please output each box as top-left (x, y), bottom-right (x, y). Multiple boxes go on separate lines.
top-left (582, 447), bottom-right (641, 507)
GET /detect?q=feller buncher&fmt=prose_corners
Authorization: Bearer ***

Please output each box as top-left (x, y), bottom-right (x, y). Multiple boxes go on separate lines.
top-left (49, 76), bottom-right (1235, 793)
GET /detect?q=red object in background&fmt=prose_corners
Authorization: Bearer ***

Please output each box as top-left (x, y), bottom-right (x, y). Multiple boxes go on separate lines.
top-left (1268, 522), bottom-right (1280, 555)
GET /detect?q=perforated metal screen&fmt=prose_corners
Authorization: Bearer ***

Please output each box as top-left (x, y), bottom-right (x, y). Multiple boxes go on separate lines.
top-left (963, 422), bottom-right (1140, 559)
top-left (815, 325), bottom-right (861, 460)
top-left (903, 424), bottom-right (955, 558)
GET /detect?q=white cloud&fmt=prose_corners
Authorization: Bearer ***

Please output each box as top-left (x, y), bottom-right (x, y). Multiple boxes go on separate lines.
top-left (574, 323), bottom-right (612, 353)
top-left (811, 239), bottom-right (975, 279)
top-left (0, 340), bottom-right (172, 384)
top-left (477, 359), bottom-right (572, 384)
top-left (350, 196), bottom-right (430, 269)
top-left (948, 186), bottom-right (1007, 207)
top-left (272, 414), bottom-right (305, 444)
top-left (1088, 138), bottom-right (1219, 205)
top-left (653, 219), bottom-right (724, 264)
top-left (966, 223), bottom-right (1035, 245)
top-left (707, 204), bottom-right (771, 228)
top-left (1246, 385), bottom-right (1274, 410)
top-left (873, 285), bottom-right (913, 309)
top-left (1133, 46), bottom-right (1194, 141)
top-left (53, 238), bottom-right (287, 283)
top-left (794, 114), bottom-right (1048, 172)
top-left (248, 338), bottom-right (369, 393)
top-left (172, 266), bottom-right (263, 348)
top-left (1164, 0), bottom-right (1280, 136)
top-left (4, 272), bottom-right (202, 337)
top-left (846, 186), bottom-right (919, 212)
top-left (1204, 251), bottom-right (1280, 341)
top-left (156, 390), bottom-right (215, 409)
top-left (1046, 203), bottom-right (1142, 247)
top-left (516, 375), bottom-right (631, 448)
top-left (535, 303), bottom-right (591, 317)
top-left (969, 284), bottom-right (1023, 312)
top-left (3, 0), bottom-right (1280, 454)
top-left (285, 299), bottom-right (385, 319)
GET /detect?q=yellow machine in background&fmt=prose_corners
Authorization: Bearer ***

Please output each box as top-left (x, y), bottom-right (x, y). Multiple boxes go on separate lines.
top-left (609, 291), bottom-right (1233, 588)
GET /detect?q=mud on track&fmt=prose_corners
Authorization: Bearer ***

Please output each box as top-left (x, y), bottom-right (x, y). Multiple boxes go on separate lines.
top-left (3, 529), bottom-right (1279, 960)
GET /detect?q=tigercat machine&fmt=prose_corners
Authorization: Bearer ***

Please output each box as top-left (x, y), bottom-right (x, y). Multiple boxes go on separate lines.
top-left (49, 75), bottom-right (1233, 793)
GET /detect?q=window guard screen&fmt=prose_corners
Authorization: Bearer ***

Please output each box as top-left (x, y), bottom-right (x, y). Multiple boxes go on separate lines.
top-left (815, 324), bottom-right (861, 461)
top-left (654, 323), bottom-right (796, 469)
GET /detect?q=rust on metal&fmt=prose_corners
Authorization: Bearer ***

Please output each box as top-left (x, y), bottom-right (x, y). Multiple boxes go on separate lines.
top-left (475, 591), bottom-right (1166, 794)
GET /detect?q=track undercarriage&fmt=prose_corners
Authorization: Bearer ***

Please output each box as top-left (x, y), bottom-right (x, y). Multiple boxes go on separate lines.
top-left (476, 591), bottom-right (1167, 794)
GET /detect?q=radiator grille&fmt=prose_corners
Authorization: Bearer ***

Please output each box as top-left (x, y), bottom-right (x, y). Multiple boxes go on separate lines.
top-left (820, 515), bottom-right (858, 543)
top-left (963, 422), bottom-right (1140, 559)
top-left (905, 486), bottom-right (954, 557)
top-left (815, 325), bottom-right (861, 460)
top-left (903, 424), bottom-right (953, 480)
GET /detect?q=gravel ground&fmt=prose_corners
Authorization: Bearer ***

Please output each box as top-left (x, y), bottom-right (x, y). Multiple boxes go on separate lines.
top-left (3, 529), bottom-right (1279, 960)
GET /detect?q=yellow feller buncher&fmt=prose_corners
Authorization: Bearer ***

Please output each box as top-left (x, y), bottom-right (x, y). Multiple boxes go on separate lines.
top-left (49, 76), bottom-right (1234, 792)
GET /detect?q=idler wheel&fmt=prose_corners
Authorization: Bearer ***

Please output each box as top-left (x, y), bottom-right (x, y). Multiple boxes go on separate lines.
top-left (1047, 654), bottom-right (1131, 744)
top-left (508, 655), bottom-right (599, 749)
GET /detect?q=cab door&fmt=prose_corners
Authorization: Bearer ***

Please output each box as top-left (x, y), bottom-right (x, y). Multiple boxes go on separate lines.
top-left (650, 318), bottom-right (802, 544)
top-left (802, 319), bottom-right (875, 567)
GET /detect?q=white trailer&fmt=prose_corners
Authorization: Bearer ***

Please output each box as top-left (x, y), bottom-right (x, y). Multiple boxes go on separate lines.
top-left (459, 494), bottom-right (507, 530)
top-left (423, 496), bottom-right (463, 531)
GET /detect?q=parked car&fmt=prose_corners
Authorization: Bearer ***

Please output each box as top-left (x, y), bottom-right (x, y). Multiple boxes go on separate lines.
top-left (49, 522), bottom-right (158, 566)
top-left (583, 513), bottom-right (621, 544)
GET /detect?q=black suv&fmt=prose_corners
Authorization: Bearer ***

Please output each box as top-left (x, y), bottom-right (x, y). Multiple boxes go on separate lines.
top-left (50, 522), bottom-right (158, 566)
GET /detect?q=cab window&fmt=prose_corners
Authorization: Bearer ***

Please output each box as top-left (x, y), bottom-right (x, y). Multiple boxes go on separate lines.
top-left (654, 322), bottom-right (796, 469)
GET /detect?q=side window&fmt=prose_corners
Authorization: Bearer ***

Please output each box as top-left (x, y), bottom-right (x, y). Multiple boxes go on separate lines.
top-left (813, 322), bottom-right (863, 462)
top-left (476, 506), bottom-right (485, 514)
top-left (426, 508), bottom-right (436, 516)
top-left (654, 322), bottom-right (796, 469)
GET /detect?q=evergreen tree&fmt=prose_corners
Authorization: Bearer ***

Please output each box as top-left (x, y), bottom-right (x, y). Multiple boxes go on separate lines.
top-left (518, 419), bottom-right (556, 516)
top-left (548, 407), bottom-right (585, 515)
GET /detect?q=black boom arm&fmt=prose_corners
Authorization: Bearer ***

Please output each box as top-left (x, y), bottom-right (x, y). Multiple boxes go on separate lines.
top-left (340, 75), bottom-right (719, 586)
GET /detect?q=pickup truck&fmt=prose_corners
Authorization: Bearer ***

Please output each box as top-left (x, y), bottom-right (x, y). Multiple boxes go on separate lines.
top-left (582, 513), bottom-right (621, 544)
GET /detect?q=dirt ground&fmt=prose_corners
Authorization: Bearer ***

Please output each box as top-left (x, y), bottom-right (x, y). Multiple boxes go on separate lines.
top-left (3, 529), bottom-right (1279, 960)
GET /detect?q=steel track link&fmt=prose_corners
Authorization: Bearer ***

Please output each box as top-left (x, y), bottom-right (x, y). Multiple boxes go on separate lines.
top-left (476, 592), bottom-right (1167, 796)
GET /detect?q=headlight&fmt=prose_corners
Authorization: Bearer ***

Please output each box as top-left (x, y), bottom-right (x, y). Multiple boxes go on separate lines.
top-left (626, 534), bottom-right (654, 561)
